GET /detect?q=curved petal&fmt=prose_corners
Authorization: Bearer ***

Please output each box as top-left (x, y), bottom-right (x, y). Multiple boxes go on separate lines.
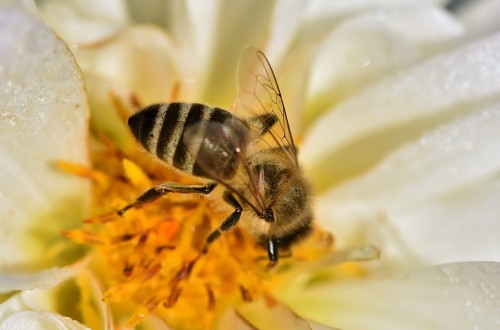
top-left (304, 4), bottom-right (463, 126)
top-left (191, 0), bottom-right (276, 107)
top-left (0, 258), bottom-right (87, 293)
top-left (304, 14), bottom-right (421, 126)
top-left (265, 0), bottom-right (309, 63)
top-left (74, 25), bottom-right (181, 148)
top-left (140, 0), bottom-right (276, 107)
top-left (291, 0), bottom-right (450, 56)
top-left (75, 25), bottom-right (180, 104)
top-left (282, 262), bottom-right (500, 330)
top-left (302, 31), bottom-right (500, 192)
top-left (36, 0), bottom-right (129, 44)
top-left (0, 289), bottom-right (90, 329)
top-left (317, 100), bottom-right (500, 263)
top-left (391, 176), bottom-right (500, 264)
top-left (0, 0), bottom-right (38, 16)
top-left (0, 311), bottom-right (89, 330)
top-left (0, 7), bottom-right (90, 269)
top-left (0, 291), bottom-right (53, 320)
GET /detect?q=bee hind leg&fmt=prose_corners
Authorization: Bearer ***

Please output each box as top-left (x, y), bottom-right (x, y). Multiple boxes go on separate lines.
top-left (117, 181), bottom-right (217, 216)
top-left (204, 191), bottom-right (242, 250)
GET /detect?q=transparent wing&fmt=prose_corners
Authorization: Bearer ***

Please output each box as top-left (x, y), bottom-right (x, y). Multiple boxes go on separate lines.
top-left (236, 46), bottom-right (299, 166)
top-left (183, 119), bottom-right (268, 215)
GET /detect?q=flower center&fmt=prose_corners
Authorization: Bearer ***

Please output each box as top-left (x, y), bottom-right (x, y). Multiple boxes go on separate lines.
top-left (61, 136), bottom-right (334, 329)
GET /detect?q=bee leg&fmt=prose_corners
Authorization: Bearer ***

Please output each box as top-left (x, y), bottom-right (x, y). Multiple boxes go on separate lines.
top-left (249, 113), bottom-right (278, 137)
top-left (117, 181), bottom-right (217, 216)
top-left (204, 191), bottom-right (242, 249)
top-left (267, 238), bottom-right (279, 267)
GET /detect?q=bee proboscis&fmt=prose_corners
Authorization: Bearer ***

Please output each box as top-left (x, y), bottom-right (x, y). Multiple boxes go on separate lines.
top-left (119, 46), bottom-right (313, 265)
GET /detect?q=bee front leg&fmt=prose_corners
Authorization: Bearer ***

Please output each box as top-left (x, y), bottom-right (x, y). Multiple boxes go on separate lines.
top-left (204, 191), bottom-right (242, 248)
top-left (117, 181), bottom-right (217, 216)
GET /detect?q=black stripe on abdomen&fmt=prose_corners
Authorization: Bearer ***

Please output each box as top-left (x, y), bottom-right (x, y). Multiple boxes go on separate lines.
top-left (128, 105), bottom-right (160, 150)
top-left (155, 103), bottom-right (183, 162)
top-left (209, 107), bottom-right (232, 123)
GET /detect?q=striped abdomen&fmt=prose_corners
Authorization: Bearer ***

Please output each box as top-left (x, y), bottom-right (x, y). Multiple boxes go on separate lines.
top-left (128, 102), bottom-right (246, 179)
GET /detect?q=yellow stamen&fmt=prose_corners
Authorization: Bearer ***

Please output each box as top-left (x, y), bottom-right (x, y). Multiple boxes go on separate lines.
top-left (64, 135), bottom-right (335, 329)
top-left (122, 158), bottom-right (151, 187)
top-left (62, 229), bottom-right (106, 245)
top-left (56, 160), bottom-right (107, 187)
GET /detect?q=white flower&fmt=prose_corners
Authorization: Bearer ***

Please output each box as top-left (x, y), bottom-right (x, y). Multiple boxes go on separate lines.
top-left (0, 1), bottom-right (91, 328)
top-left (1, 0), bottom-right (500, 329)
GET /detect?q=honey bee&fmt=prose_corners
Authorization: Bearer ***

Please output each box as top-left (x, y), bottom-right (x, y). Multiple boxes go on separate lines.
top-left (119, 47), bottom-right (313, 265)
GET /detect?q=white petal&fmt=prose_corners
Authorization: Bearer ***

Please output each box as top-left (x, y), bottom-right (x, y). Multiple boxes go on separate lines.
top-left (303, 0), bottom-right (436, 20)
top-left (288, 0), bottom-right (444, 53)
top-left (190, 0), bottom-right (277, 107)
top-left (302, 31), bottom-right (500, 192)
top-left (0, 259), bottom-right (87, 293)
top-left (282, 262), bottom-right (500, 330)
top-left (0, 269), bottom-right (107, 329)
top-left (318, 99), bottom-right (500, 263)
top-left (0, 8), bottom-right (90, 269)
top-left (75, 25), bottom-right (180, 104)
top-left (265, 0), bottom-right (309, 64)
top-left (74, 25), bottom-right (180, 148)
top-left (144, 0), bottom-right (238, 103)
top-left (0, 290), bottom-right (89, 329)
top-left (305, 4), bottom-right (463, 125)
top-left (0, 291), bottom-right (54, 321)
top-left (0, 0), bottom-right (38, 16)
top-left (36, 0), bottom-right (129, 44)
top-left (264, 3), bottom-right (460, 138)
top-left (356, 5), bottom-right (463, 50)
top-left (393, 176), bottom-right (500, 264)
top-left (305, 13), bottom-right (421, 126)
top-left (165, 0), bottom-right (216, 86)
top-left (0, 311), bottom-right (89, 330)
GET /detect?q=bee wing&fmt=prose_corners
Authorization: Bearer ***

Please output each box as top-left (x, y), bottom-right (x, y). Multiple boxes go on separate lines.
top-left (236, 46), bottom-right (299, 167)
top-left (183, 119), bottom-right (268, 214)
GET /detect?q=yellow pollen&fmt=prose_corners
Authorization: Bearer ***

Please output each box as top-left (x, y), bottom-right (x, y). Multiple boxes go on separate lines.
top-left (61, 136), bottom-right (334, 329)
